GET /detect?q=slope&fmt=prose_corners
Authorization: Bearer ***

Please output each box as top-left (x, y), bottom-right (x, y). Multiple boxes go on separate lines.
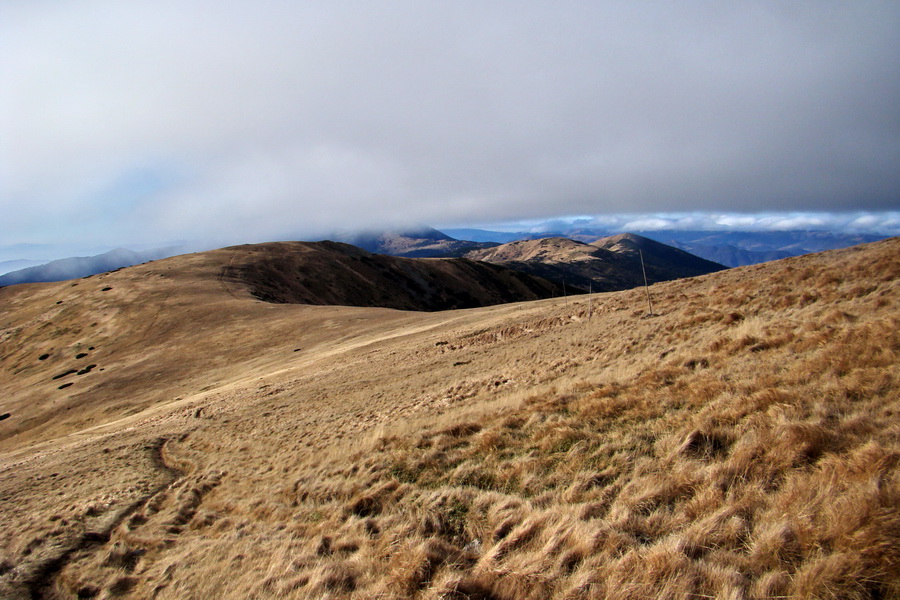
top-left (0, 238), bottom-right (897, 600)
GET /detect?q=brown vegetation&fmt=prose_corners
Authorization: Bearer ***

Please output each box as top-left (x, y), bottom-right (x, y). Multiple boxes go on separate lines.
top-left (0, 238), bottom-right (897, 599)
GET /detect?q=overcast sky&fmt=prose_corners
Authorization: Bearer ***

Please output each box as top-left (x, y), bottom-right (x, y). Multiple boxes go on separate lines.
top-left (2, 1), bottom-right (898, 250)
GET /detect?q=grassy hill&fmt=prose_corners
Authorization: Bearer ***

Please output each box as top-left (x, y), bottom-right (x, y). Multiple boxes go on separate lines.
top-left (0, 238), bottom-right (897, 599)
top-left (0, 242), bottom-right (565, 451)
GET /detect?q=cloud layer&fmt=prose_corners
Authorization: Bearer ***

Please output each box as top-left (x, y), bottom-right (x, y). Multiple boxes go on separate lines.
top-left (493, 211), bottom-right (900, 237)
top-left (2, 2), bottom-right (898, 246)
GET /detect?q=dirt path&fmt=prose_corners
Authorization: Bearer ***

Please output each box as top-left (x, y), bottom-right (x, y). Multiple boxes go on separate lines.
top-left (23, 437), bottom-right (187, 600)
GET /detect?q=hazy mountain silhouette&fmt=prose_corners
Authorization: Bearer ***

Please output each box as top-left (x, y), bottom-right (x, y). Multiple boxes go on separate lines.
top-left (0, 259), bottom-right (45, 276)
top-left (0, 247), bottom-right (183, 286)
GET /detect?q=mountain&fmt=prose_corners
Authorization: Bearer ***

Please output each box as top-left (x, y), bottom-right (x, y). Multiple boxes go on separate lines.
top-left (592, 233), bottom-right (730, 278)
top-left (440, 228), bottom-right (537, 244)
top-left (0, 238), bottom-right (897, 600)
top-left (465, 233), bottom-right (727, 292)
top-left (0, 246), bottom-right (184, 286)
top-left (329, 226), bottom-right (498, 257)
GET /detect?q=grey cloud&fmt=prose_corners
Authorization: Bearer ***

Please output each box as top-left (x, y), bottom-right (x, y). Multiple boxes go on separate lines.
top-left (2, 1), bottom-right (898, 247)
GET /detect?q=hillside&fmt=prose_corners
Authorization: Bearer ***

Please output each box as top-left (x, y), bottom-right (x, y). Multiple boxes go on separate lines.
top-left (465, 234), bottom-right (726, 292)
top-left (222, 240), bottom-right (564, 310)
top-left (0, 238), bottom-right (897, 599)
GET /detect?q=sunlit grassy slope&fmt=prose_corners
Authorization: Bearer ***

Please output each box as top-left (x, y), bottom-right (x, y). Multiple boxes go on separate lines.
top-left (0, 238), bottom-right (897, 599)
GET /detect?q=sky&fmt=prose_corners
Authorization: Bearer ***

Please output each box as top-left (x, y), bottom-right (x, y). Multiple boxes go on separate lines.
top-left (2, 1), bottom-right (899, 253)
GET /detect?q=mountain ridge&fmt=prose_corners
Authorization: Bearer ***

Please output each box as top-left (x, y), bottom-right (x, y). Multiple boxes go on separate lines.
top-left (465, 233), bottom-right (727, 292)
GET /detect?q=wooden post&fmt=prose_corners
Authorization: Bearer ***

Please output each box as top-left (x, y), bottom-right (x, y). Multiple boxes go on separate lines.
top-left (639, 249), bottom-right (653, 316)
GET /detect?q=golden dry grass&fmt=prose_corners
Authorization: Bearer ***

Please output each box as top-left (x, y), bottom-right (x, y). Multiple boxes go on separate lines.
top-left (0, 238), bottom-right (897, 599)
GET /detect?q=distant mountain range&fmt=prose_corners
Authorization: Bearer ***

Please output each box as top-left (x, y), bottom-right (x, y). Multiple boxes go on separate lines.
top-left (0, 226), bottom-right (888, 287)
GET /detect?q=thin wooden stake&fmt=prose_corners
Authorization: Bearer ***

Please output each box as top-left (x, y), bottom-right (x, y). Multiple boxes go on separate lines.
top-left (588, 282), bottom-right (592, 320)
top-left (639, 249), bottom-right (653, 316)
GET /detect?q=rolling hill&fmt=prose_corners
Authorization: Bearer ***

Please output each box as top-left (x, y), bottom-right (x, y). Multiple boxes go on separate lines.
top-left (0, 238), bottom-right (897, 599)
